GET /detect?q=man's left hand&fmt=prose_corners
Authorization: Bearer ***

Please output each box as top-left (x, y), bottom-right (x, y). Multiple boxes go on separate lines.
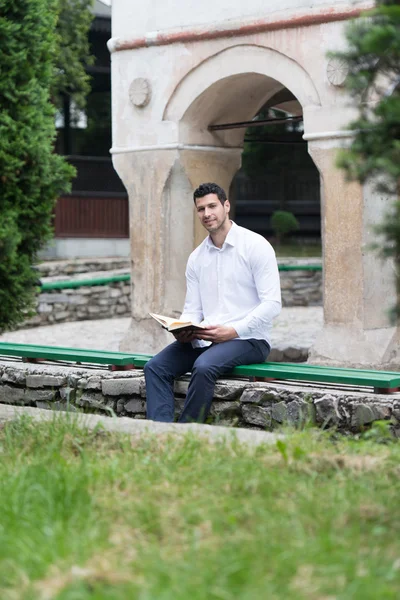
top-left (196, 325), bottom-right (238, 343)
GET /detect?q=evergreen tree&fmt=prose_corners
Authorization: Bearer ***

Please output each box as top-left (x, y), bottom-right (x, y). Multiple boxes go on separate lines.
top-left (53, 0), bottom-right (94, 111)
top-left (333, 0), bottom-right (400, 315)
top-left (0, 0), bottom-right (75, 331)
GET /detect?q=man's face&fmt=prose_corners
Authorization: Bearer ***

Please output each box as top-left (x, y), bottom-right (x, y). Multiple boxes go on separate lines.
top-left (195, 193), bottom-right (230, 233)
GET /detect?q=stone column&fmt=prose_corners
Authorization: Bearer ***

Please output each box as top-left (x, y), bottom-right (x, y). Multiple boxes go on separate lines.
top-left (112, 146), bottom-right (241, 354)
top-left (308, 139), bottom-right (399, 368)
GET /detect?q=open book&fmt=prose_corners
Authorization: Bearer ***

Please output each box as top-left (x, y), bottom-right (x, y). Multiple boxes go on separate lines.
top-left (149, 313), bottom-right (205, 333)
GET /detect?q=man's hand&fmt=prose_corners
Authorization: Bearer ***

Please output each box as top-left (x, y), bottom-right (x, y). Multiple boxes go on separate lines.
top-left (173, 329), bottom-right (198, 343)
top-left (196, 325), bottom-right (238, 343)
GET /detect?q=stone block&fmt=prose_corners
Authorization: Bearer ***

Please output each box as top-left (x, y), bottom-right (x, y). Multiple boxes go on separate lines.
top-left (59, 387), bottom-right (76, 403)
top-left (0, 385), bottom-right (26, 404)
top-left (271, 401), bottom-right (288, 423)
top-left (26, 375), bottom-right (66, 388)
top-left (242, 404), bottom-right (272, 428)
top-left (287, 400), bottom-right (310, 426)
top-left (88, 306), bottom-right (102, 314)
top-left (76, 391), bottom-right (106, 408)
top-left (85, 376), bottom-right (102, 391)
top-left (25, 389), bottom-right (57, 402)
top-left (66, 295), bottom-right (89, 305)
top-left (174, 379), bottom-right (190, 395)
top-left (124, 398), bottom-right (146, 413)
top-left (116, 305), bottom-right (129, 314)
top-left (102, 378), bottom-right (141, 396)
top-left (38, 303), bottom-right (53, 313)
top-left (110, 288), bottom-right (122, 298)
top-left (2, 369), bottom-right (26, 385)
top-left (314, 395), bottom-right (340, 426)
top-left (268, 348), bottom-right (284, 362)
top-left (214, 381), bottom-right (245, 400)
top-left (283, 346), bottom-right (304, 361)
top-left (211, 400), bottom-right (240, 418)
top-left (54, 311), bottom-right (70, 321)
top-left (351, 404), bottom-right (376, 429)
top-left (240, 388), bottom-right (281, 405)
top-left (39, 293), bottom-right (70, 303)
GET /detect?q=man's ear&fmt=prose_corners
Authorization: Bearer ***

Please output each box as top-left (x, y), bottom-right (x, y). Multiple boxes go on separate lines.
top-left (225, 199), bottom-right (231, 213)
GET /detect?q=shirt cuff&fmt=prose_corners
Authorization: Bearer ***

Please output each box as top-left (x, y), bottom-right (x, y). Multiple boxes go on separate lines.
top-left (229, 319), bottom-right (249, 338)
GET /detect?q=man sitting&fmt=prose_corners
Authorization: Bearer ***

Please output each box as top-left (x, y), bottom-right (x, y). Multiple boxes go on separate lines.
top-left (144, 182), bottom-right (281, 423)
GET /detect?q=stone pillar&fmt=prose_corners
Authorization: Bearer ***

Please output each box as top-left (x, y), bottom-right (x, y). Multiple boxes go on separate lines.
top-left (308, 140), bottom-right (399, 368)
top-left (112, 146), bottom-right (241, 354)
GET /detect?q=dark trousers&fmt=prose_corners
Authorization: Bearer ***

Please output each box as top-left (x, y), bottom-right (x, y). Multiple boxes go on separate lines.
top-left (144, 338), bottom-right (270, 423)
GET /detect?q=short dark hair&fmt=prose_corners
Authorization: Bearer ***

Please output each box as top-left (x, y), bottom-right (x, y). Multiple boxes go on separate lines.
top-left (193, 182), bottom-right (227, 205)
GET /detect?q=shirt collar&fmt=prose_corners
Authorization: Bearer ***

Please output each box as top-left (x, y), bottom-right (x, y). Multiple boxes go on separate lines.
top-left (206, 220), bottom-right (237, 250)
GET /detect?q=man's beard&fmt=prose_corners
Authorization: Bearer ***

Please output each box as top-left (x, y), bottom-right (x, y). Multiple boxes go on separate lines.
top-left (205, 214), bottom-right (227, 232)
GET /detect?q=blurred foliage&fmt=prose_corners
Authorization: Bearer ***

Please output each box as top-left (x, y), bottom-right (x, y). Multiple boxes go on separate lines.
top-left (53, 0), bottom-right (94, 111)
top-left (0, 0), bottom-right (75, 331)
top-left (332, 0), bottom-right (400, 317)
top-left (270, 211), bottom-right (300, 245)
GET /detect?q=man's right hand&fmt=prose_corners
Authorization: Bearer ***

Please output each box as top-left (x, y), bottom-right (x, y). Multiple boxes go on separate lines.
top-left (173, 329), bottom-right (197, 343)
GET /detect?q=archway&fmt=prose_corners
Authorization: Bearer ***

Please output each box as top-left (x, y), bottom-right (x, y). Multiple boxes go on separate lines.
top-left (112, 36), bottom-right (398, 366)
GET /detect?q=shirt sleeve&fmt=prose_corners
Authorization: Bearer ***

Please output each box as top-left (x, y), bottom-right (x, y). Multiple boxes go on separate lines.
top-left (230, 240), bottom-right (281, 338)
top-left (179, 255), bottom-right (204, 324)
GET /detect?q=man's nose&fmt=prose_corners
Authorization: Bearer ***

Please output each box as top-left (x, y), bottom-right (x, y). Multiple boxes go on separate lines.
top-left (204, 208), bottom-right (211, 217)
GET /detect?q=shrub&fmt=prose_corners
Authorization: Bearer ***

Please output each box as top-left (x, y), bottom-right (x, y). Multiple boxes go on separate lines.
top-left (0, 0), bottom-right (74, 331)
top-left (270, 210), bottom-right (299, 244)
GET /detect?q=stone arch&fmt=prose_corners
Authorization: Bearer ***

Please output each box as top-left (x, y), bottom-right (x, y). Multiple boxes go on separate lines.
top-left (164, 44), bottom-right (321, 146)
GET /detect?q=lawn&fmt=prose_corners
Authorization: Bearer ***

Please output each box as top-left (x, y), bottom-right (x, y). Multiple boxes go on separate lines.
top-left (275, 241), bottom-right (322, 258)
top-left (0, 416), bottom-right (399, 599)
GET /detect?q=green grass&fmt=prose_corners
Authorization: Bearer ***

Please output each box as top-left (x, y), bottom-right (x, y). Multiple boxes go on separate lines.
top-left (0, 416), bottom-right (399, 599)
top-left (275, 242), bottom-right (322, 258)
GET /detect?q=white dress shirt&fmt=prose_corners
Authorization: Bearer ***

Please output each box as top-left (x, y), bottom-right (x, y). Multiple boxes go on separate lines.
top-left (180, 221), bottom-right (281, 348)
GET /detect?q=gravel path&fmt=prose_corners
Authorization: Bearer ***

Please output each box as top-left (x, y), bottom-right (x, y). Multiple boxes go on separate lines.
top-left (0, 307), bottom-right (323, 351)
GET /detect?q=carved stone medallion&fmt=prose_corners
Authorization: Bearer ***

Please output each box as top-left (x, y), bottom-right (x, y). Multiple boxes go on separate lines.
top-left (326, 58), bottom-right (349, 87)
top-left (129, 78), bottom-right (151, 107)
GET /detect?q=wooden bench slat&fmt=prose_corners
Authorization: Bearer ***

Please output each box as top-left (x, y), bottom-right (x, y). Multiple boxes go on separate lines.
top-left (0, 343), bottom-right (399, 389)
top-left (131, 356), bottom-right (400, 388)
top-left (232, 363), bottom-right (400, 388)
top-left (0, 342), bottom-right (137, 365)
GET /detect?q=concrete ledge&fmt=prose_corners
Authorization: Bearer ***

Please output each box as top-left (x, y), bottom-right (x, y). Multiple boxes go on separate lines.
top-left (0, 404), bottom-right (282, 448)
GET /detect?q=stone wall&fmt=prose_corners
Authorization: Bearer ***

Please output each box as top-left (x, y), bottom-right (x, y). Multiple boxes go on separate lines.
top-left (22, 258), bottom-right (322, 328)
top-left (280, 268), bottom-right (322, 307)
top-left (36, 258), bottom-right (130, 277)
top-left (0, 360), bottom-right (398, 434)
top-left (24, 280), bottom-right (131, 328)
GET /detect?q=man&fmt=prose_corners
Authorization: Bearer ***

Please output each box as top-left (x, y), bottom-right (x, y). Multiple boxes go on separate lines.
top-left (144, 182), bottom-right (281, 423)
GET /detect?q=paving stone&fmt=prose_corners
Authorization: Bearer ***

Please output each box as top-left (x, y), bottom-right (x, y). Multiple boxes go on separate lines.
top-left (102, 378), bottom-right (141, 396)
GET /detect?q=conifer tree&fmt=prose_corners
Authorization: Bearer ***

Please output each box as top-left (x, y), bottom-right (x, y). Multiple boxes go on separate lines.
top-left (0, 0), bottom-right (74, 331)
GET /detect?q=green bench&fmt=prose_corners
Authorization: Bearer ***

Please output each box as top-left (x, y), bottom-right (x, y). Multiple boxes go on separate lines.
top-left (0, 341), bottom-right (151, 370)
top-left (0, 342), bottom-right (398, 394)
